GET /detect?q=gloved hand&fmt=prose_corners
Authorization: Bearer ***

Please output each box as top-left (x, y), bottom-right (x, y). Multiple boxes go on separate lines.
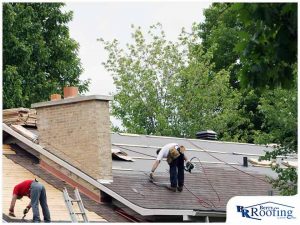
top-left (9, 209), bottom-right (16, 217)
top-left (150, 172), bottom-right (154, 180)
top-left (23, 206), bottom-right (30, 214)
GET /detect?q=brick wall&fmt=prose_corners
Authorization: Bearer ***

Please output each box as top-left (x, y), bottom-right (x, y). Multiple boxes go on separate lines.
top-left (33, 96), bottom-right (113, 182)
top-left (40, 156), bottom-right (101, 202)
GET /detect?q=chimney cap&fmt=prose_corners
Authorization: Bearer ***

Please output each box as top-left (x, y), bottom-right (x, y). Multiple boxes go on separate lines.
top-left (31, 95), bottom-right (114, 109)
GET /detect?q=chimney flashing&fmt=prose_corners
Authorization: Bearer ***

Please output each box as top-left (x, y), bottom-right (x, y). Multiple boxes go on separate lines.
top-left (31, 95), bottom-right (113, 108)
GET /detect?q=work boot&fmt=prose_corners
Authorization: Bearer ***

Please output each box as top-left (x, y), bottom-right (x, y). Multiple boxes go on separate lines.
top-left (167, 186), bottom-right (177, 192)
top-left (177, 186), bottom-right (183, 192)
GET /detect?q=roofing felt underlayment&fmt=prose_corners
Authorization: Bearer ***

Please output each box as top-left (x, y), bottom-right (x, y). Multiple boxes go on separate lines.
top-left (110, 132), bottom-right (297, 176)
top-left (2, 144), bottom-right (129, 222)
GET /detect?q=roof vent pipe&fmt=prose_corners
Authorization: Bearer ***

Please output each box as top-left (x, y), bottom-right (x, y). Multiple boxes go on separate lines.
top-left (243, 157), bottom-right (248, 167)
top-left (196, 130), bottom-right (217, 140)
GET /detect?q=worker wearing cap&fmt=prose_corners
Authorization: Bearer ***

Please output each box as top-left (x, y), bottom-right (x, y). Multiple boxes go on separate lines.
top-left (9, 179), bottom-right (51, 222)
top-left (150, 143), bottom-right (189, 192)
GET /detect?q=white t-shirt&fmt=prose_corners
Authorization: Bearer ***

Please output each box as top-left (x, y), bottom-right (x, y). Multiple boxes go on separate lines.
top-left (156, 143), bottom-right (179, 161)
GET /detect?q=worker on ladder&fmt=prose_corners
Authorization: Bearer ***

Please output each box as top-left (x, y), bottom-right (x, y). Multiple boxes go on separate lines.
top-left (150, 143), bottom-right (191, 192)
top-left (8, 179), bottom-right (51, 222)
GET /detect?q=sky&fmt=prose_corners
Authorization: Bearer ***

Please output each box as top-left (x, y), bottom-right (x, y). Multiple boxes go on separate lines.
top-left (63, 1), bottom-right (212, 96)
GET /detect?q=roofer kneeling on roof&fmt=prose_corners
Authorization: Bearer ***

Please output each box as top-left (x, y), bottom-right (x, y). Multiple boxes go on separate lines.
top-left (9, 179), bottom-right (51, 222)
top-left (150, 143), bottom-right (189, 192)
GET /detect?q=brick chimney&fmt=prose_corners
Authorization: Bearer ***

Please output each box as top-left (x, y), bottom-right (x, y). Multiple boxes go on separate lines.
top-left (32, 95), bottom-right (113, 183)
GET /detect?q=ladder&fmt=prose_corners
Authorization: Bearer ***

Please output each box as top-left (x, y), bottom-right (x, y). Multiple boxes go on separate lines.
top-left (63, 187), bottom-right (89, 223)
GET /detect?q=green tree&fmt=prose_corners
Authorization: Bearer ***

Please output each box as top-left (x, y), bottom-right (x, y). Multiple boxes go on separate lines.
top-left (3, 3), bottom-right (90, 109)
top-left (233, 3), bottom-right (297, 195)
top-left (172, 36), bottom-right (243, 139)
top-left (198, 3), bottom-right (263, 143)
top-left (199, 3), bottom-right (297, 89)
top-left (199, 3), bottom-right (242, 87)
top-left (100, 24), bottom-right (187, 135)
top-left (198, 2), bottom-right (297, 195)
top-left (254, 86), bottom-right (297, 195)
top-left (100, 24), bottom-right (241, 137)
top-left (233, 3), bottom-right (297, 89)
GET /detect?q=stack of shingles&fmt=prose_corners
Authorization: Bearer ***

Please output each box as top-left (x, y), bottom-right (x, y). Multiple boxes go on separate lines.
top-left (3, 108), bottom-right (37, 127)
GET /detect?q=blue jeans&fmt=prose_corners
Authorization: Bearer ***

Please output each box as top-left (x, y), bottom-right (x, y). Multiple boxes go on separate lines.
top-left (30, 181), bottom-right (51, 222)
top-left (169, 154), bottom-right (184, 188)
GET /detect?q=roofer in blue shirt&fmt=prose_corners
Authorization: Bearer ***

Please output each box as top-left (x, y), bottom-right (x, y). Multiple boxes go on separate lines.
top-left (150, 143), bottom-right (190, 192)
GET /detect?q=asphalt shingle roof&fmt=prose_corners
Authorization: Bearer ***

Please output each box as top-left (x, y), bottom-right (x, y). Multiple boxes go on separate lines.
top-left (4, 125), bottom-right (294, 217)
top-left (104, 167), bottom-right (277, 212)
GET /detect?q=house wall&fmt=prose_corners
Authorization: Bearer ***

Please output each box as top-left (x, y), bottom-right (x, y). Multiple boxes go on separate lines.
top-left (32, 96), bottom-right (113, 182)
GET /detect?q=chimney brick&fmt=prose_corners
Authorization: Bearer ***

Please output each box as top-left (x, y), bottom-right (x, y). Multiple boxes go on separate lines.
top-left (32, 95), bottom-right (113, 182)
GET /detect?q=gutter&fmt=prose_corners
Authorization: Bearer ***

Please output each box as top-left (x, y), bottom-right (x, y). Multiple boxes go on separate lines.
top-left (3, 123), bottom-right (217, 217)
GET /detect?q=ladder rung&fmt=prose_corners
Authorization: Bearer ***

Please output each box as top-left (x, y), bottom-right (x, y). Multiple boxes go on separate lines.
top-left (63, 187), bottom-right (88, 222)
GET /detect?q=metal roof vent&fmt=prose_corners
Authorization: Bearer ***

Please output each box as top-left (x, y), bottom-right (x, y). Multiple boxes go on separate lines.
top-left (196, 130), bottom-right (217, 140)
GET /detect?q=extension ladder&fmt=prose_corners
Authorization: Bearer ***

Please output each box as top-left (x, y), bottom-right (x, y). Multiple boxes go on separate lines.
top-left (63, 187), bottom-right (89, 223)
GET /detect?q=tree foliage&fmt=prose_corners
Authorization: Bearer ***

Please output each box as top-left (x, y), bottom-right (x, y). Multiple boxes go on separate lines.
top-left (233, 3), bottom-right (297, 89)
top-left (3, 3), bottom-right (90, 109)
top-left (100, 24), bottom-right (185, 135)
top-left (256, 86), bottom-right (297, 195)
top-left (199, 3), bottom-right (297, 195)
top-left (234, 3), bottom-right (297, 195)
top-left (199, 3), bottom-right (264, 143)
top-left (100, 3), bottom-right (297, 195)
top-left (199, 3), bottom-right (242, 87)
top-left (100, 24), bottom-right (241, 138)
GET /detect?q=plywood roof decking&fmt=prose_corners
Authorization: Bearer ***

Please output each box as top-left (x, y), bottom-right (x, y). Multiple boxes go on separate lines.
top-left (3, 144), bottom-right (129, 222)
top-left (2, 154), bottom-right (106, 222)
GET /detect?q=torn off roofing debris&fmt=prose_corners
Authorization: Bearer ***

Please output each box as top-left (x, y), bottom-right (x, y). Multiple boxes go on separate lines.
top-left (2, 101), bottom-right (298, 222)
